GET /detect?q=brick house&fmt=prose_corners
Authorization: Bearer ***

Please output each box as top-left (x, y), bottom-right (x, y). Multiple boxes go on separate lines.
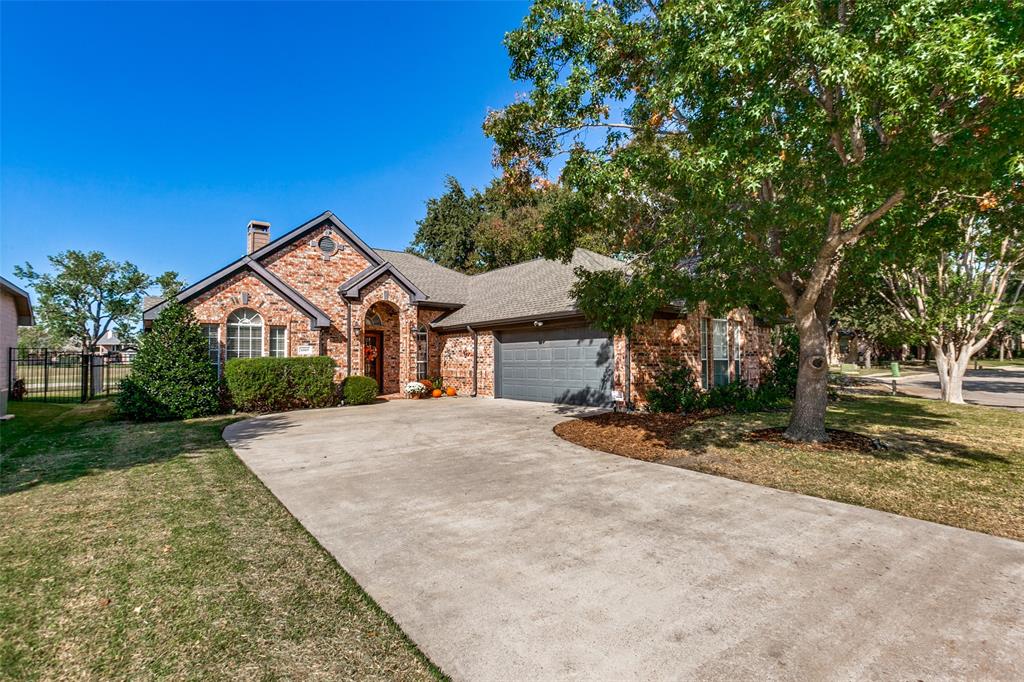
top-left (1, 275), bottom-right (34, 417)
top-left (143, 211), bottom-right (773, 406)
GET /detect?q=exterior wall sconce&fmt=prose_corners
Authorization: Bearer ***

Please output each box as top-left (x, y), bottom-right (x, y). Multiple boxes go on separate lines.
top-left (533, 320), bottom-right (544, 327)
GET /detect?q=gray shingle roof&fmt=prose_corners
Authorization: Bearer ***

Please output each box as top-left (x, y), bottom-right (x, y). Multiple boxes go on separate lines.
top-left (374, 248), bottom-right (626, 329)
top-left (374, 250), bottom-right (474, 305)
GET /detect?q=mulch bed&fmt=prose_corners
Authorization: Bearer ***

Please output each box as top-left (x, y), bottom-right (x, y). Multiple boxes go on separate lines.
top-left (554, 411), bottom-right (884, 462)
top-left (553, 411), bottom-right (718, 461)
top-left (747, 427), bottom-right (887, 453)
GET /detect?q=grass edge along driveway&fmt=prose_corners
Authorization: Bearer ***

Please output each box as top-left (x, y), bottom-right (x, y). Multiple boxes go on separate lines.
top-left (0, 400), bottom-right (445, 681)
top-left (555, 395), bottom-right (1024, 541)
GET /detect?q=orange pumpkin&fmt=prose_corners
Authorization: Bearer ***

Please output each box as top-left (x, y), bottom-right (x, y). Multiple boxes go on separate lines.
top-left (431, 388), bottom-right (443, 398)
top-left (446, 386), bottom-right (457, 396)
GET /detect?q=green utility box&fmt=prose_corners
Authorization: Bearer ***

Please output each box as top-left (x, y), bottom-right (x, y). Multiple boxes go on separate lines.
top-left (890, 362), bottom-right (900, 378)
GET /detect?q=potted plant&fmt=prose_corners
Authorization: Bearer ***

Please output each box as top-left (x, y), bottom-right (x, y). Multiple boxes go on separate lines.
top-left (404, 381), bottom-right (427, 399)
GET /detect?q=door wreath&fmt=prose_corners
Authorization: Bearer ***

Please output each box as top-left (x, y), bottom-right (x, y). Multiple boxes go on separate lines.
top-left (364, 345), bottom-right (378, 362)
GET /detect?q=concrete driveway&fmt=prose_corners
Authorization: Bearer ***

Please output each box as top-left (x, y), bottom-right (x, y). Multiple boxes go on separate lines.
top-left (225, 399), bottom-right (1023, 681)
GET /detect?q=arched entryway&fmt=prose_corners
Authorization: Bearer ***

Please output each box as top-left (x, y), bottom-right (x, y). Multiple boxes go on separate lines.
top-left (363, 301), bottom-right (400, 393)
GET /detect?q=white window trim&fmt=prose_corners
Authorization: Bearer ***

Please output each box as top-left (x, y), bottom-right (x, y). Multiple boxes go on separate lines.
top-left (227, 308), bottom-right (265, 360)
top-left (270, 325), bottom-right (288, 358)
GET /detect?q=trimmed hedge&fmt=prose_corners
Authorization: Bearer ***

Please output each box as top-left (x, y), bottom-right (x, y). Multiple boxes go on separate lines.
top-left (342, 375), bottom-right (379, 405)
top-left (224, 356), bottom-right (337, 413)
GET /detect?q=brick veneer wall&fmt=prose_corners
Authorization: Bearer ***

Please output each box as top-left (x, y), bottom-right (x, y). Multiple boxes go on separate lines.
top-left (439, 330), bottom-right (495, 397)
top-left (188, 270), bottom-right (321, 367)
top-left (263, 222), bottom-right (371, 376)
top-left (625, 307), bottom-right (771, 406)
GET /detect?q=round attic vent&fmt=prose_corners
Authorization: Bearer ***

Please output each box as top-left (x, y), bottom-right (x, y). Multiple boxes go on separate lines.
top-left (318, 235), bottom-right (338, 256)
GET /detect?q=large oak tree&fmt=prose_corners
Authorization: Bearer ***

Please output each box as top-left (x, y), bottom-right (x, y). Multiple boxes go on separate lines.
top-left (486, 0), bottom-right (1022, 441)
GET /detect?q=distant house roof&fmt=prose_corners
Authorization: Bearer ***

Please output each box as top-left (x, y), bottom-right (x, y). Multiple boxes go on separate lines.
top-left (0, 276), bottom-right (34, 326)
top-left (96, 330), bottom-right (122, 346)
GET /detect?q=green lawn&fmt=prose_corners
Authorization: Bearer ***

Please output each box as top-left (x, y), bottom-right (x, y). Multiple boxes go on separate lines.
top-left (557, 396), bottom-right (1024, 540)
top-left (976, 357), bottom-right (1024, 368)
top-left (0, 401), bottom-right (442, 680)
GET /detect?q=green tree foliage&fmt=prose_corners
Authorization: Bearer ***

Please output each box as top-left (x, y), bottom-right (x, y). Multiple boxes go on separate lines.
top-left (14, 251), bottom-right (153, 350)
top-left (485, 0), bottom-right (1023, 440)
top-left (16, 325), bottom-right (67, 352)
top-left (410, 176), bottom-right (485, 273)
top-left (874, 195), bottom-right (1023, 401)
top-left (153, 270), bottom-right (186, 298)
top-left (116, 301), bottom-right (221, 421)
top-left (411, 176), bottom-right (615, 273)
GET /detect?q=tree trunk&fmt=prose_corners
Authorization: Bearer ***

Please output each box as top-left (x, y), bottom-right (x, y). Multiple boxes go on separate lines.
top-left (999, 341), bottom-right (1006, 361)
top-left (863, 342), bottom-right (873, 369)
top-left (785, 311), bottom-right (831, 442)
top-left (933, 342), bottom-right (971, 404)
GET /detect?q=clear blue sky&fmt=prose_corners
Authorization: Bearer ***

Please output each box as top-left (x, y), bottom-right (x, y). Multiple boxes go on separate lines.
top-left (1, 1), bottom-right (530, 293)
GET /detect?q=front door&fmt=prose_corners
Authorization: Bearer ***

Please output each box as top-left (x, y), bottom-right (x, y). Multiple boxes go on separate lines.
top-left (364, 331), bottom-right (384, 388)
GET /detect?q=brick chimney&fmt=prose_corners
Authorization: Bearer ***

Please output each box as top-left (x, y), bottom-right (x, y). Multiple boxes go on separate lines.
top-left (246, 220), bottom-right (271, 254)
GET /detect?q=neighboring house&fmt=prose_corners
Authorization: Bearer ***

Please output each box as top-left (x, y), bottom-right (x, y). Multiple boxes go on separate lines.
top-left (1, 276), bottom-right (34, 417)
top-left (144, 211), bottom-right (772, 406)
top-left (93, 330), bottom-right (134, 361)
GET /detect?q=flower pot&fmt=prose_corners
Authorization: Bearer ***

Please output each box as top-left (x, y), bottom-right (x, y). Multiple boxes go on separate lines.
top-left (409, 392), bottom-right (421, 400)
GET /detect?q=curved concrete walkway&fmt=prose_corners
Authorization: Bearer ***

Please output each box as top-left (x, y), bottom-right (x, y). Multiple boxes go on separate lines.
top-left (225, 399), bottom-right (1023, 681)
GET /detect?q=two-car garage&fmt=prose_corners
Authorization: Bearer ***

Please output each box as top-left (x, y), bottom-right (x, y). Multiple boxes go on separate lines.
top-left (494, 326), bottom-right (615, 406)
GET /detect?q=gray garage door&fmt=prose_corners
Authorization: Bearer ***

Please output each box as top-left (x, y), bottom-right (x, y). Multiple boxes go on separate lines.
top-left (495, 326), bottom-right (614, 406)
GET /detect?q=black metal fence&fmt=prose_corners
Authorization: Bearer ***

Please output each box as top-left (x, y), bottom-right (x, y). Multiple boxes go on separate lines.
top-left (7, 347), bottom-right (132, 403)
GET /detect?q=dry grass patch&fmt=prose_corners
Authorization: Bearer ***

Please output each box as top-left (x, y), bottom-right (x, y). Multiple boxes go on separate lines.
top-left (1, 401), bottom-right (443, 681)
top-left (555, 396), bottom-right (1024, 541)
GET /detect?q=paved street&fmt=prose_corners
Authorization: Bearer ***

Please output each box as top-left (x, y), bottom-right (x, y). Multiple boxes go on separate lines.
top-left (862, 367), bottom-right (1023, 409)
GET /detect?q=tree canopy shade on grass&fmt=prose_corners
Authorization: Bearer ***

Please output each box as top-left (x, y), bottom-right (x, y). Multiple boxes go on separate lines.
top-left (485, 0), bottom-right (1024, 441)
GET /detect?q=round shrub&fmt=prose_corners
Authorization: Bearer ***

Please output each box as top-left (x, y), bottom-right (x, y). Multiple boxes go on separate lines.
top-left (342, 375), bottom-right (379, 405)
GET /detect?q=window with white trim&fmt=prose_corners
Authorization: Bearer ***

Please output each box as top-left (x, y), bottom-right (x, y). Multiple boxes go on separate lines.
top-left (414, 324), bottom-right (428, 379)
top-left (226, 308), bottom-right (264, 359)
top-left (202, 324), bottom-right (220, 369)
top-left (269, 326), bottom-right (287, 357)
top-left (734, 322), bottom-right (743, 381)
top-left (712, 319), bottom-right (729, 386)
top-left (700, 317), bottom-right (708, 389)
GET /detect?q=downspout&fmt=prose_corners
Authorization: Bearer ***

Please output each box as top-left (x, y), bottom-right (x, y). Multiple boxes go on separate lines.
top-left (467, 325), bottom-right (478, 397)
top-left (624, 333), bottom-right (632, 412)
top-left (345, 299), bottom-right (352, 378)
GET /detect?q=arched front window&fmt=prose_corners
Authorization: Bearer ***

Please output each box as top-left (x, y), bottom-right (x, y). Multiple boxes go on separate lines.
top-left (227, 308), bottom-right (263, 359)
top-left (414, 324), bottom-right (428, 379)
